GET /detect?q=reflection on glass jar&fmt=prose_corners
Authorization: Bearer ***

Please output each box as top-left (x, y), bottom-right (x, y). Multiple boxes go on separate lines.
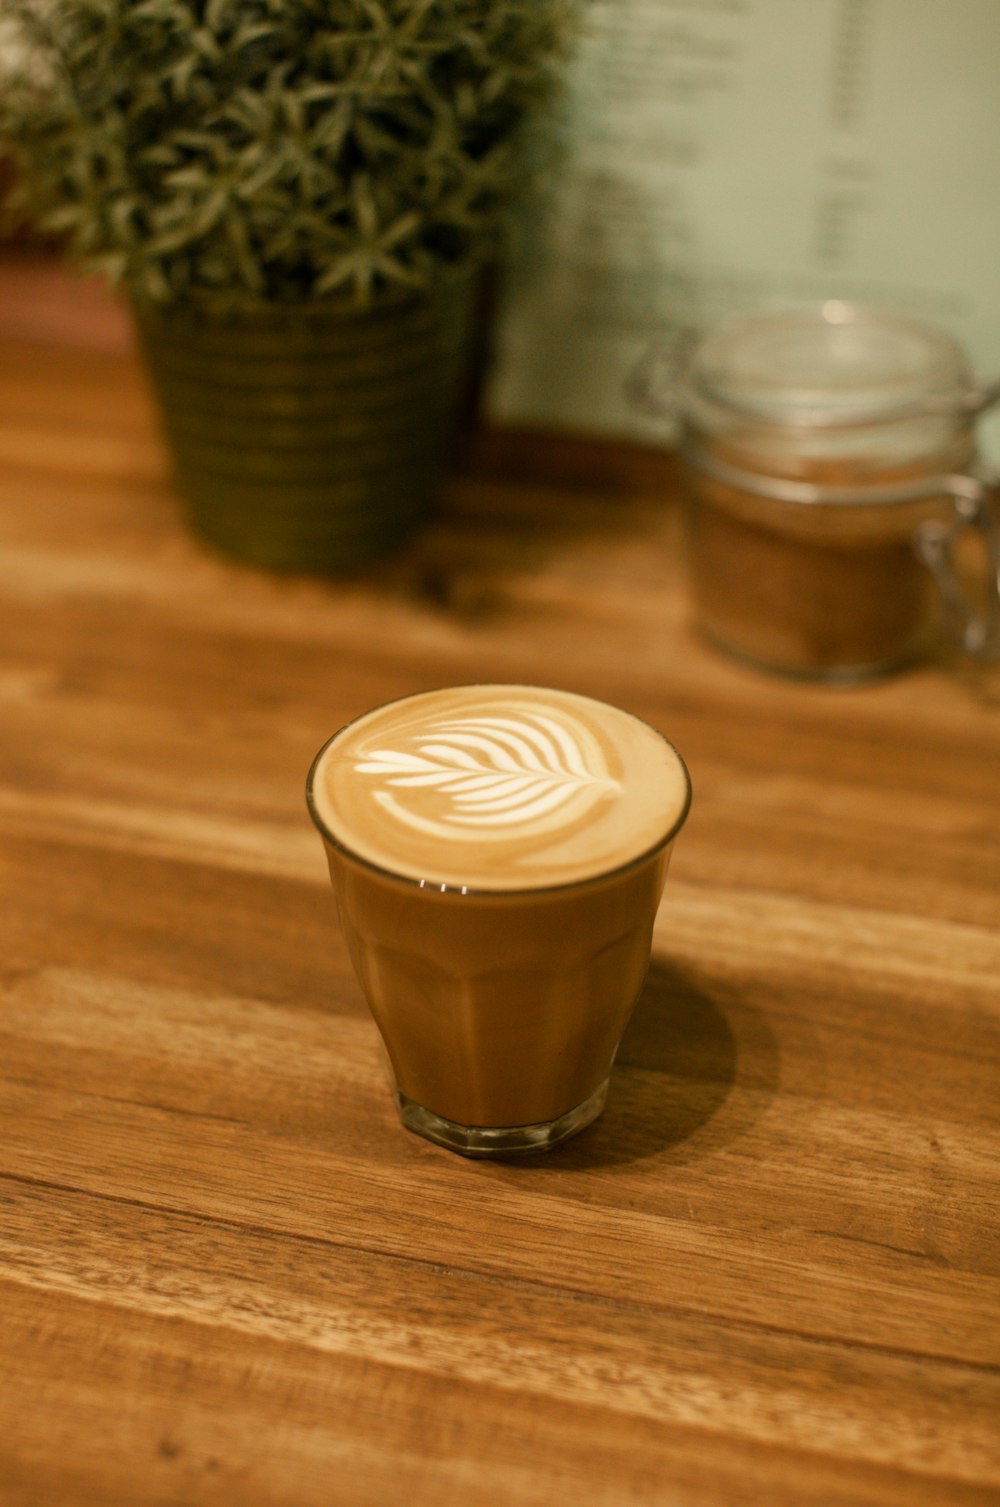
top-left (638, 302), bottom-right (1000, 682)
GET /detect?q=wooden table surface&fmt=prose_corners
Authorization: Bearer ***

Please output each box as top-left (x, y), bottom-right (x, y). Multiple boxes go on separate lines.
top-left (1, 256), bottom-right (998, 1507)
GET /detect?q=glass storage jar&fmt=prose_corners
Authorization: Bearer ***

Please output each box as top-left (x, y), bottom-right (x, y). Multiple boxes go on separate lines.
top-left (638, 302), bottom-right (1000, 682)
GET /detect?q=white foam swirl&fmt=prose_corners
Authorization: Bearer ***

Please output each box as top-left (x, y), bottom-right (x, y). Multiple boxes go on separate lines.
top-left (354, 710), bottom-right (620, 842)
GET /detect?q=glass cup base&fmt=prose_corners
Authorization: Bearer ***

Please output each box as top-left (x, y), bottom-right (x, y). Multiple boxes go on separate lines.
top-left (396, 1078), bottom-right (609, 1158)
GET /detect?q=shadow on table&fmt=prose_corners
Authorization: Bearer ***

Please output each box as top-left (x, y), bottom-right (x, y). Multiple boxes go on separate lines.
top-left (366, 435), bottom-right (681, 623)
top-left (537, 958), bottom-right (781, 1171)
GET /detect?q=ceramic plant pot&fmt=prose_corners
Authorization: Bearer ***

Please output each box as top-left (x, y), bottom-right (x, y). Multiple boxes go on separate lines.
top-left (133, 280), bottom-right (474, 571)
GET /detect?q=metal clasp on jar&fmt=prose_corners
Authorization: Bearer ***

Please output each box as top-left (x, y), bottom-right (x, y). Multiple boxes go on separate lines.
top-left (915, 473), bottom-right (1000, 659)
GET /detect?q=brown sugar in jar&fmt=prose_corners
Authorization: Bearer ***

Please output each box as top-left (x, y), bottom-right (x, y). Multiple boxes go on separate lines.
top-left (668, 303), bottom-right (999, 682)
top-left (690, 447), bottom-right (963, 679)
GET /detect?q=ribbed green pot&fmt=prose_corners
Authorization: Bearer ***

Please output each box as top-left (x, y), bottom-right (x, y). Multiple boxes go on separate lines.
top-left (133, 282), bottom-right (474, 571)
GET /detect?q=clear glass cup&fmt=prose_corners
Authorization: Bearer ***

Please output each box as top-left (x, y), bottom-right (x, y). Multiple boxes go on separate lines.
top-left (306, 685), bottom-right (691, 1157)
top-left (635, 302), bottom-right (1000, 681)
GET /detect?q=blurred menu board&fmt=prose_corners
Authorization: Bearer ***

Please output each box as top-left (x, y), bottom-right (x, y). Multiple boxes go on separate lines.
top-left (486, 0), bottom-right (1000, 457)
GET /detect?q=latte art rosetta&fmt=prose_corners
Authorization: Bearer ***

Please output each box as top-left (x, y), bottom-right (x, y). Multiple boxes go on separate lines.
top-left (355, 711), bottom-right (621, 842)
top-left (310, 685), bottom-right (690, 889)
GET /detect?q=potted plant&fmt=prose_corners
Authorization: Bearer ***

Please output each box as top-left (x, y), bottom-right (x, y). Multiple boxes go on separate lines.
top-left (1, 0), bottom-right (573, 569)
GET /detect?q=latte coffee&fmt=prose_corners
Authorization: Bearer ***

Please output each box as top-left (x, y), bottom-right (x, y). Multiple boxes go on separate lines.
top-left (307, 685), bottom-right (691, 1155)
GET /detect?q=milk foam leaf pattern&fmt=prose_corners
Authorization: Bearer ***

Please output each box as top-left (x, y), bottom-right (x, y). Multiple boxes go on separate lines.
top-left (354, 712), bottom-right (620, 835)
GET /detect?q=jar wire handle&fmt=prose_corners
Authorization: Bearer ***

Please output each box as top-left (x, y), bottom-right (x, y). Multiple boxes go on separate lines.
top-left (924, 374), bottom-right (1000, 418)
top-left (915, 474), bottom-right (1000, 659)
top-left (626, 331), bottom-right (698, 421)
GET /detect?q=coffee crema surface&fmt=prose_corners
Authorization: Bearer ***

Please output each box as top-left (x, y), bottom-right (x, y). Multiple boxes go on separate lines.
top-left (309, 685), bottom-right (690, 890)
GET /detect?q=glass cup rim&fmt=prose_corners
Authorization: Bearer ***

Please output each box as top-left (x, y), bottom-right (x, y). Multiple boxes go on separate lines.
top-left (305, 683), bottom-right (693, 898)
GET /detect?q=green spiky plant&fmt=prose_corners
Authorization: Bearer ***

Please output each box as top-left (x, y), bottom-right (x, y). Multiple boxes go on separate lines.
top-left (0, 0), bottom-right (575, 309)
top-left (0, 0), bottom-right (578, 570)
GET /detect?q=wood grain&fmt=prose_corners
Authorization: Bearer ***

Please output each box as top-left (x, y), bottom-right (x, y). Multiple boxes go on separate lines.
top-left (1, 256), bottom-right (998, 1507)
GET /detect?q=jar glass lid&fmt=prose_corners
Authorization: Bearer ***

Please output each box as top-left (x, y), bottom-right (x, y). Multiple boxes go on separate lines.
top-left (686, 301), bottom-right (971, 428)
